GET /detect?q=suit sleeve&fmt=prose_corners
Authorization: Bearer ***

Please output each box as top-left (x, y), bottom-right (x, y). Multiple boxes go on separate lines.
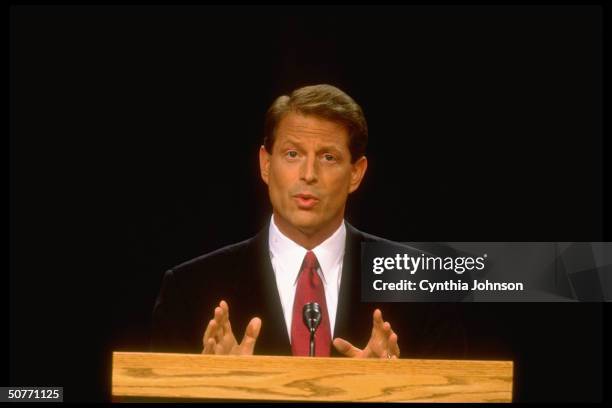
top-left (150, 269), bottom-right (201, 353)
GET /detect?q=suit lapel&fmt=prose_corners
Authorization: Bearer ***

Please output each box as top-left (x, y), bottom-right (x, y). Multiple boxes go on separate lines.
top-left (331, 222), bottom-right (363, 356)
top-left (250, 225), bottom-right (292, 356)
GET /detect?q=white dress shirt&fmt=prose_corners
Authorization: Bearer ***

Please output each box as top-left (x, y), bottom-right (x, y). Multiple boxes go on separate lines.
top-left (268, 214), bottom-right (346, 340)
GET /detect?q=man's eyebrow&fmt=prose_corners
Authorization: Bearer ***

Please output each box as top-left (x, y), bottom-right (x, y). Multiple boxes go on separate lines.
top-left (319, 145), bottom-right (344, 153)
top-left (278, 137), bottom-right (303, 147)
top-left (279, 138), bottom-right (344, 152)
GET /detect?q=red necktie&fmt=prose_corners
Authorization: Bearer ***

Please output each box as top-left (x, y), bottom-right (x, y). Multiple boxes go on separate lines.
top-left (291, 251), bottom-right (332, 356)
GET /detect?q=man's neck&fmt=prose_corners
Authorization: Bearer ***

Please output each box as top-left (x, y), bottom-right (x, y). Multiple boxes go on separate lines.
top-left (272, 213), bottom-right (344, 250)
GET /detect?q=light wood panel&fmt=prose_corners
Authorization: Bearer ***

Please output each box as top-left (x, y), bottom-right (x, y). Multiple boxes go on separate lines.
top-left (112, 352), bottom-right (513, 402)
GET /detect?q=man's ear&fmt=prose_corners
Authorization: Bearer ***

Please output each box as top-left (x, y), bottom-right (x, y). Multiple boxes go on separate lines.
top-left (259, 145), bottom-right (270, 185)
top-left (348, 156), bottom-right (368, 193)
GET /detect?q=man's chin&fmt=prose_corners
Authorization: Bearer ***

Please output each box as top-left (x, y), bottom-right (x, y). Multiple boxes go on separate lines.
top-left (287, 214), bottom-right (324, 235)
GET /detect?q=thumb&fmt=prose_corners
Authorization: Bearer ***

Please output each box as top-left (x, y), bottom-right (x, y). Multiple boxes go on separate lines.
top-left (333, 337), bottom-right (361, 358)
top-left (238, 317), bottom-right (262, 355)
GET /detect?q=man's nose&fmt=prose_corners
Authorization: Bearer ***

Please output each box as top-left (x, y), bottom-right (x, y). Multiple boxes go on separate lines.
top-left (300, 154), bottom-right (318, 184)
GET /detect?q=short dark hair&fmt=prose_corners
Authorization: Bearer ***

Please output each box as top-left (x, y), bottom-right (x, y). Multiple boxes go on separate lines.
top-left (263, 84), bottom-right (368, 163)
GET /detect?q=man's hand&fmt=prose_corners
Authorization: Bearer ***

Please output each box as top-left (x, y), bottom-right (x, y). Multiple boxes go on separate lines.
top-left (332, 309), bottom-right (400, 359)
top-left (201, 300), bottom-right (261, 355)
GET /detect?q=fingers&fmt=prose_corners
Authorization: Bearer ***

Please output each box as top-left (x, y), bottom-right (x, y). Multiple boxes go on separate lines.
top-left (202, 300), bottom-right (231, 353)
top-left (214, 300), bottom-right (229, 335)
top-left (333, 337), bottom-right (361, 358)
top-left (369, 309), bottom-right (400, 359)
top-left (220, 300), bottom-right (229, 315)
top-left (214, 341), bottom-right (225, 355)
top-left (202, 337), bottom-right (216, 354)
top-left (212, 300), bottom-right (235, 340)
top-left (237, 317), bottom-right (262, 355)
top-left (219, 300), bottom-right (233, 336)
top-left (203, 318), bottom-right (215, 342)
top-left (388, 331), bottom-right (400, 358)
top-left (372, 309), bottom-right (384, 329)
top-left (370, 309), bottom-right (387, 339)
top-left (202, 318), bottom-right (218, 353)
top-left (204, 300), bottom-right (255, 355)
top-left (219, 300), bottom-right (229, 324)
top-left (377, 322), bottom-right (400, 359)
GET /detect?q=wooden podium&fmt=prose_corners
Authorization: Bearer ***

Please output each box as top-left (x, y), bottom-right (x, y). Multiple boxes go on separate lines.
top-left (112, 352), bottom-right (513, 402)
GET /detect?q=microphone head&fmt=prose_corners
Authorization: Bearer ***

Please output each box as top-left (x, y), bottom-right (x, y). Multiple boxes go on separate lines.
top-left (303, 302), bottom-right (322, 331)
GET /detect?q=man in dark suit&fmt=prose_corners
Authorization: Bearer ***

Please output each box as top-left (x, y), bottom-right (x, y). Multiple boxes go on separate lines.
top-left (151, 84), bottom-right (466, 358)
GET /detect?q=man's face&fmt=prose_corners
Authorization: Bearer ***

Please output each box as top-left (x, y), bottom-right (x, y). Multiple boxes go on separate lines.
top-left (259, 112), bottom-right (367, 241)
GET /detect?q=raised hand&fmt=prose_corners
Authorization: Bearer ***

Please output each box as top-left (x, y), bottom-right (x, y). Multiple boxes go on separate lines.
top-left (332, 309), bottom-right (400, 359)
top-left (201, 300), bottom-right (261, 355)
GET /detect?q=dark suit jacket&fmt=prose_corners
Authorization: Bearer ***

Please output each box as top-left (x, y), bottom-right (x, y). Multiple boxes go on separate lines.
top-left (151, 222), bottom-right (467, 358)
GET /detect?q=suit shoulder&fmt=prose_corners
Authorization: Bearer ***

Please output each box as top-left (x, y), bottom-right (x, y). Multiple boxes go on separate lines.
top-left (348, 224), bottom-right (434, 256)
top-left (170, 236), bottom-right (257, 280)
top-left (347, 223), bottom-right (398, 245)
top-left (357, 230), bottom-right (394, 244)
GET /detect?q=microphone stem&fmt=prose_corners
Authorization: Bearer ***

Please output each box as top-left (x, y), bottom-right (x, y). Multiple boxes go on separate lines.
top-left (309, 329), bottom-right (315, 357)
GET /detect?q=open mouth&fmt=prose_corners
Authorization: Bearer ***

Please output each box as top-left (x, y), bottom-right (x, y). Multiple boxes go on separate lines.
top-left (293, 194), bottom-right (319, 209)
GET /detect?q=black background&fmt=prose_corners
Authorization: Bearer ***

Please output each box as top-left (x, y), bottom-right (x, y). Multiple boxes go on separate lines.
top-left (10, 5), bottom-right (606, 403)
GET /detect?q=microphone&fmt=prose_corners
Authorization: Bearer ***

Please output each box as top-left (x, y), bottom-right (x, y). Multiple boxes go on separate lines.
top-left (302, 302), bottom-right (321, 356)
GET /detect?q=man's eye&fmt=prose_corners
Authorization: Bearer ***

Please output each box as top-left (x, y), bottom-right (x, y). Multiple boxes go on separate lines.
top-left (286, 150), bottom-right (298, 158)
top-left (323, 154), bottom-right (336, 162)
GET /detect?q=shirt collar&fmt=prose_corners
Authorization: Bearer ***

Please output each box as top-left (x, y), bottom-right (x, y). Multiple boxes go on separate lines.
top-left (268, 214), bottom-right (346, 285)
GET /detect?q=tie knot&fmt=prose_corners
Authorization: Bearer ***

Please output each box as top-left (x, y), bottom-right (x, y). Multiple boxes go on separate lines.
top-left (303, 251), bottom-right (319, 270)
